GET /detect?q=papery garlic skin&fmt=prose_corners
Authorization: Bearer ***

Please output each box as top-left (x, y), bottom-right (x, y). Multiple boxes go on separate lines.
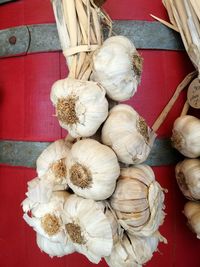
top-left (36, 233), bottom-right (75, 257)
top-left (91, 36), bottom-right (143, 101)
top-left (171, 115), bottom-right (200, 158)
top-left (50, 77), bottom-right (108, 138)
top-left (127, 232), bottom-right (166, 265)
top-left (22, 191), bottom-right (69, 244)
top-left (36, 139), bottom-right (69, 181)
top-left (175, 159), bottom-right (200, 200)
top-left (67, 139), bottom-right (120, 200)
top-left (105, 233), bottom-right (141, 267)
top-left (62, 195), bottom-right (113, 264)
top-left (184, 201), bottom-right (200, 238)
top-left (110, 165), bottom-right (165, 237)
top-left (102, 104), bottom-right (155, 164)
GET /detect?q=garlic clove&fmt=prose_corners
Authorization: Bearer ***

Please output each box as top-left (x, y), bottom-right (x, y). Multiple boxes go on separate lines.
top-left (171, 115), bottom-right (200, 158)
top-left (50, 77), bottom-right (108, 138)
top-left (116, 208), bottom-right (150, 227)
top-left (66, 139), bottom-right (120, 200)
top-left (102, 104), bottom-right (155, 164)
top-left (111, 178), bottom-right (148, 200)
top-left (62, 195), bottom-right (113, 263)
top-left (111, 198), bottom-right (149, 213)
top-left (175, 159), bottom-right (200, 200)
top-left (36, 233), bottom-right (75, 257)
top-left (91, 36), bottom-right (143, 101)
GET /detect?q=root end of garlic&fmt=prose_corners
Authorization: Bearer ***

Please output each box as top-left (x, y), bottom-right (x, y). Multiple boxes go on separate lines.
top-left (70, 163), bottom-right (92, 189)
top-left (56, 96), bottom-right (79, 125)
top-left (66, 223), bottom-right (85, 244)
top-left (41, 214), bottom-right (60, 236)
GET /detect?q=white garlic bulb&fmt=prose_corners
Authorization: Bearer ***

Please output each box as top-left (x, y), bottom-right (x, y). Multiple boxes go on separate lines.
top-left (184, 201), bottom-right (200, 238)
top-left (25, 176), bottom-right (56, 204)
top-left (102, 104), bottom-right (155, 164)
top-left (105, 233), bottom-right (141, 267)
top-left (36, 233), bottom-right (75, 257)
top-left (91, 36), bottom-right (143, 101)
top-left (126, 232), bottom-right (166, 265)
top-left (66, 139), bottom-right (120, 200)
top-left (171, 115), bottom-right (200, 158)
top-left (36, 139), bottom-right (69, 194)
top-left (62, 194), bottom-right (113, 264)
top-left (22, 191), bottom-right (69, 244)
top-left (50, 77), bottom-right (108, 138)
top-left (175, 159), bottom-right (200, 200)
top-left (105, 231), bottom-right (166, 267)
top-left (110, 165), bottom-right (165, 237)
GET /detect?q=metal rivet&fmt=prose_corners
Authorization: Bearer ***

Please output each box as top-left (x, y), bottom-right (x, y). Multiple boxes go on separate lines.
top-left (9, 36), bottom-right (17, 45)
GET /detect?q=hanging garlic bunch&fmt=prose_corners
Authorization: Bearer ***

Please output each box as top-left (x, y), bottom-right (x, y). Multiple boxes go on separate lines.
top-left (36, 233), bottom-right (75, 257)
top-left (171, 115), bottom-right (200, 158)
top-left (50, 78), bottom-right (108, 138)
top-left (175, 159), bottom-right (200, 200)
top-left (22, 191), bottom-right (70, 244)
top-left (110, 165), bottom-right (165, 236)
top-left (102, 104), bottom-right (156, 164)
top-left (91, 36), bottom-right (143, 101)
top-left (184, 201), bottom-right (200, 239)
top-left (66, 139), bottom-right (120, 200)
top-left (62, 194), bottom-right (113, 264)
top-left (105, 231), bottom-right (165, 267)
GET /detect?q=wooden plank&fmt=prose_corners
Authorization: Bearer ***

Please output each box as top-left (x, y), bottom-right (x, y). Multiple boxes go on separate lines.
top-left (0, 138), bottom-right (182, 167)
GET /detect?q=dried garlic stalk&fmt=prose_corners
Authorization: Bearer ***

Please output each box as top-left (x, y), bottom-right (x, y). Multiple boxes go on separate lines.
top-left (152, 0), bottom-right (200, 75)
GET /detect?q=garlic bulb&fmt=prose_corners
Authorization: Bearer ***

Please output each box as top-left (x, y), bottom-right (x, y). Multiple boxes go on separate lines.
top-left (25, 176), bottom-right (56, 204)
top-left (184, 201), bottom-right (200, 238)
top-left (105, 231), bottom-right (165, 267)
top-left (36, 139), bottom-right (69, 194)
top-left (91, 36), bottom-right (143, 101)
top-left (50, 77), bottom-right (108, 138)
top-left (171, 115), bottom-right (200, 158)
top-left (62, 194), bottom-right (113, 264)
top-left (22, 191), bottom-right (69, 243)
top-left (175, 159), bottom-right (200, 200)
top-left (36, 233), bottom-right (75, 257)
top-left (110, 165), bottom-right (165, 236)
top-left (105, 233), bottom-right (141, 267)
top-left (66, 139), bottom-right (120, 200)
top-left (102, 104), bottom-right (155, 164)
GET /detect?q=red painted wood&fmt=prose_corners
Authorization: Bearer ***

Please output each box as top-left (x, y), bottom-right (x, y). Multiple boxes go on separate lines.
top-left (0, 1), bottom-right (200, 267)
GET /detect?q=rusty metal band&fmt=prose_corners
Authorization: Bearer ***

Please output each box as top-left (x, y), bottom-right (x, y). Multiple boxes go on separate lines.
top-left (0, 21), bottom-right (183, 58)
top-left (0, 0), bottom-right (16, 4)
top-left (0, 139), bottom-right (182, 168)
